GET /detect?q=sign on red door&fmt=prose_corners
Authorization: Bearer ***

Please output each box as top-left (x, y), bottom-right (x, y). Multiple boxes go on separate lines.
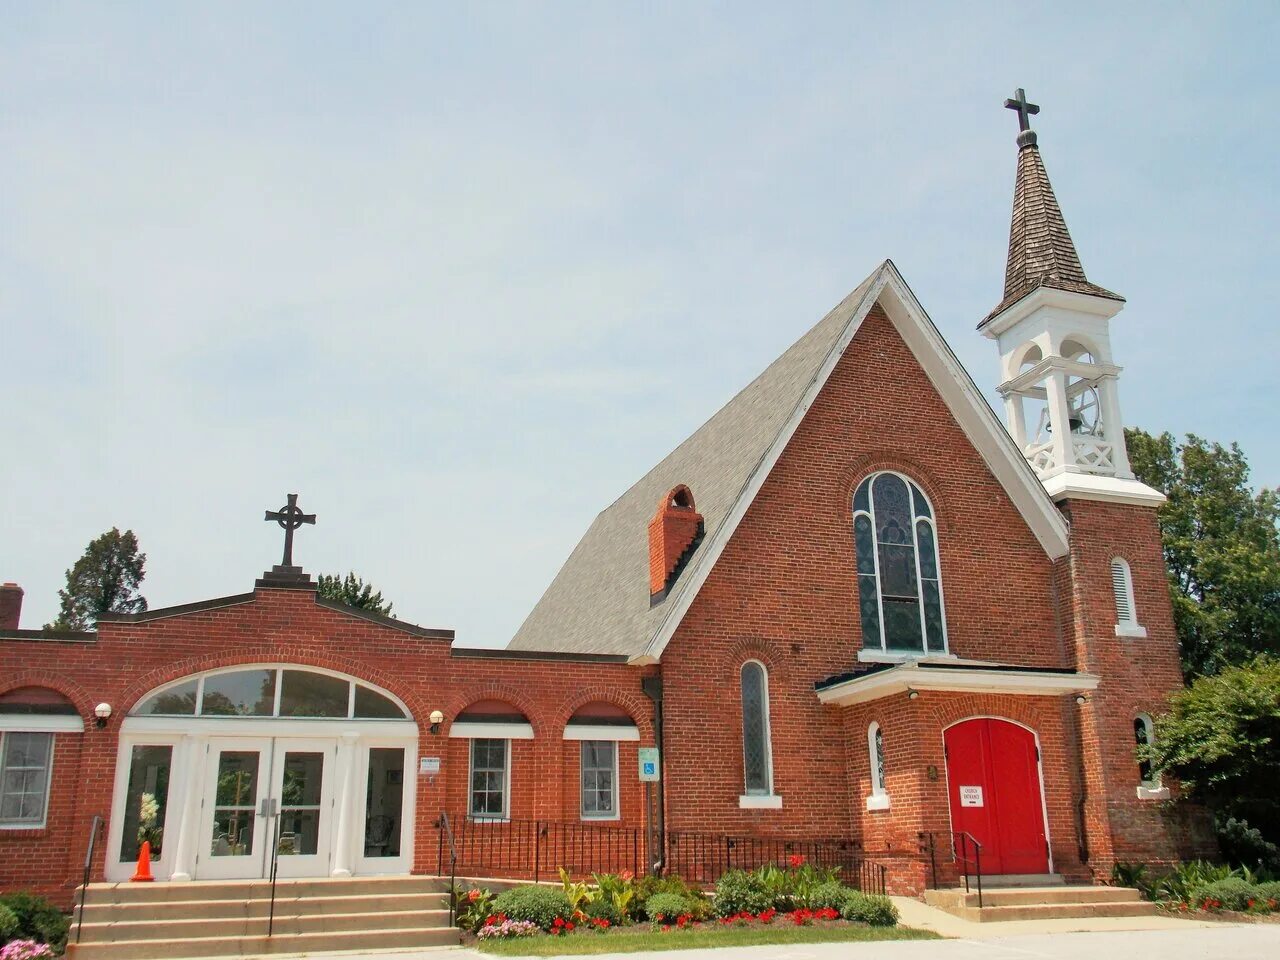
top-left (943, 718), bottom-right (1049, 875)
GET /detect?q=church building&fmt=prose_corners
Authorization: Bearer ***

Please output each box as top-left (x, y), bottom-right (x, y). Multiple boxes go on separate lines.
top-left (1, 93), bottom-right (1213, 920)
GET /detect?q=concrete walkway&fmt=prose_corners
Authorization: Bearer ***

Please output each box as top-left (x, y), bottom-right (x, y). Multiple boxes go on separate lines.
top-left (891, 894), bottom-right (1219, 937)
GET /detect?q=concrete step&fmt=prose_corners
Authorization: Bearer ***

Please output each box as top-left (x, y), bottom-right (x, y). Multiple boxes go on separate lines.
top-left (76, 908), bottom-right (453, 942)
top-left (79, 891), bottom-right (450, 923)
top-left (971, 873), bottom-right (1065, 888)
top-left (923, 886), bottom-right (1156, 923)
top-left (67, 926), bottom-right (460, 960)
top-left (79, 875), bottom-right (448, 904)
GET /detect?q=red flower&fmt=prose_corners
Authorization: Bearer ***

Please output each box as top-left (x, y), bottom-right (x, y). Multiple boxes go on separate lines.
top-left (468, 889), bottom-right (481, 902)
top-left (788, 854), bottom-right (806, 869)
top-left (661, 924), bottom-right (672, 933)
top-left (620, 869), bottom-right (634, 882)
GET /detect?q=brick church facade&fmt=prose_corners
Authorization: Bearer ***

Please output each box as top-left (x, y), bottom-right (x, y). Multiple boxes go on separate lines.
top-left (1, 105), bottom-right (1213, 907)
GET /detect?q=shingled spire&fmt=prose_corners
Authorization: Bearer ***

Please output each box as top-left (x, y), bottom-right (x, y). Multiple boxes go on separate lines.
top-left (982, 89), bottom-right (1122, 327)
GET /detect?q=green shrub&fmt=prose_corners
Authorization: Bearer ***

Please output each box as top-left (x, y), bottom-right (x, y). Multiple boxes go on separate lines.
top-left (1255, 880), bottom-right (1280, 903)
top-left (491, 885), bottom-right (571, 930)
top-left (712, 869), bottom-right (774, 917)
top-left (644, 892), bottom-right (692, 922)
top-left (582, 896), bottom-right (622, 925)
top-left (1194, 877), bottom-right (1259, 911)
top-left (839, 890), bottom-right (898, 926)
top-left (0, 893), bottom-right (69, 951)
top-left (1152, 860), bottom-right (1241, 903)
top-left (0, 902), bottom-right (19, 941)
top-left (636, 875), bottom-right (710, 919)
top-left (804, 881), bottom-right (851, 911)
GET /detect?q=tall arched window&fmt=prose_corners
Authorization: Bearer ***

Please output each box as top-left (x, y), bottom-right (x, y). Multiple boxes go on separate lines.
top-left (1134, 714), bottom-right (1156, 787)
top-left (866, 721), bottom-right (889, 810)
top-left (1111, 558), bottom-right (1146, 637)
top-left (740, 662), bottom-right (773, 797)
top-left (853, 472), bottom-right (946, 654)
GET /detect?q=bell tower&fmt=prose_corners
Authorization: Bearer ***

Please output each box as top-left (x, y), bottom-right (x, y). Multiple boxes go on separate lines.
top-left (981, 89), bottom-right (1161, 506)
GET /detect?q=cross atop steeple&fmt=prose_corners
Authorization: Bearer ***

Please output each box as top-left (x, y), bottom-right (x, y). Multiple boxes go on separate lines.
top-left (265, 493), bottom-right (316, 568)
top-left (1004, 87), bottom-right (1040, 135)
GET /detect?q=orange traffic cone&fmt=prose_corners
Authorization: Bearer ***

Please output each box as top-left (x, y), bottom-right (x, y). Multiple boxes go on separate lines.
top-left (131, 840), bottom-right (154, 882)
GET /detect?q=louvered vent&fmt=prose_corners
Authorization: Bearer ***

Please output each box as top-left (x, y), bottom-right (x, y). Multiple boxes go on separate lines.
top-left (1111, 559), bottom-right (1134, 623)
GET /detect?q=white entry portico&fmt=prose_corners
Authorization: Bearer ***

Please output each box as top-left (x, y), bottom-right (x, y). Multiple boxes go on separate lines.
top-left (104, 665), bottom-right (418, 882)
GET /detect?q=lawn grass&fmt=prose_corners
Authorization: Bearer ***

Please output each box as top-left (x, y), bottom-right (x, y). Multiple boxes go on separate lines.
top-left (475, 923), bottom-right (941, 955)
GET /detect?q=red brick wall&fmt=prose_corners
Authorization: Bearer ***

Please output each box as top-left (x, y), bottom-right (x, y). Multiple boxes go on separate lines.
top-left (0, 589), bottom-right (654, 906)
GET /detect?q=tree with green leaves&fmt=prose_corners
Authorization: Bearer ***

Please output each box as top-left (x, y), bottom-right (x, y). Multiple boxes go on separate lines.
top-left (1126, 429), bottom-right (1280, 678)
top-left (316, 572), bottom-right (394, 617)
top-left (1148, 656), bottom-right (1280, 867)
top-left (46, 527), bottom-right (147, 630)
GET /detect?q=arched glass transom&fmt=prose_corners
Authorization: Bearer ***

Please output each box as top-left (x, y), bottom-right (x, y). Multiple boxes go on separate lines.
top-left (853, 472), bottom-right (947, 654)
top-left (132, 666), bottom-right (409, 720)
top-left (740, 661), bottom-right (773, 796)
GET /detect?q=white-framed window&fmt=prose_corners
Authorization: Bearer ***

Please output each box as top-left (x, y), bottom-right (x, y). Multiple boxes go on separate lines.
top-left (1134, 714), bottom-right (1159, 788)
top-left (853, 472), bottom-right (947, 656)
top-left (469, 738), bottom-right (509, 820)
top-left (866, 722), bottom-right (890, 810)
top-left (0, 732), bottom-right (54, 828)
top-left (740, 661), bottom-right (774, 799)
top-left (580, 741), bottom-right (618, 820)
top-left (1111, 558), bottom-right (1147, 638)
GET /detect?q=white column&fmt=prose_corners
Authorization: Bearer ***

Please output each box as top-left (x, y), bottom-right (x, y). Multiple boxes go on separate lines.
top-left (168, 735), bottom-right (207, 881)
top-left (330, 733), bottom-right (361, 877)
top-left (1047, 369), bottom-right (1075, 474)
top-left (1004, 394), bottom-right (1028, 451)
top-left (1099, 377), bottom-right (1133, 477)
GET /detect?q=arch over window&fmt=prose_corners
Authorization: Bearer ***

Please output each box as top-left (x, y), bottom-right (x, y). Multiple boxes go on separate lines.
top-left (1134, 713), bottom-right (1157, 787)
top-left (1111, 558), bottom-right (1145, 637)
top-left (131, 666), bottom-right (409, 720)
top-left (740, 661), bottom-right (773, 797)
top-left (853, 472), bottom-right (947, 654)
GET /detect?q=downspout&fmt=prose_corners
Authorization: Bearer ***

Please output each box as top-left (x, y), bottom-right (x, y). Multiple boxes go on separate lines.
top-left (641, 672), bottom-right (665, 873)
top-left (1050, 553), bottom-right (1091, 868)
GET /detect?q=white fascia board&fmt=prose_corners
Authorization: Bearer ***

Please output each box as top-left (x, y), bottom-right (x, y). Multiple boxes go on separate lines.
top-left (1042, 472), bottom-right (1166, 507)
top-left (635, 264), bottom-right (891, 664)
top-left (877, 265), bottom-right (1071, 559)
top-left (0, 714), bottom-right (85, 733)
top-left (981, 287), bottom-right (1125, 340)
top-left (816, 663), bottom-right (1100, 707)
top-left (122, 716), bottom-right (419, 738)
top-left (449, 721), bottom-right (534, 740)
top-left (563, 724), bottom-right (639, 741)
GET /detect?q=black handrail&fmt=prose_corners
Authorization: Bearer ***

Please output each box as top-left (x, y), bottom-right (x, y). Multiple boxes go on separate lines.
top-left (266, 804), bottom-right (282, 936)
top-left (438, 813), bottom-right (459, 927)
top-left (952, 831), bottom-right (983, 908)
top-left (75, 814), bottom-right (103, 944)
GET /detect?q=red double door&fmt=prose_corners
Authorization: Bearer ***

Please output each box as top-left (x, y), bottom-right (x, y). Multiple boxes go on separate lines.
top-left (943, 718), bottom-right (1049, 875)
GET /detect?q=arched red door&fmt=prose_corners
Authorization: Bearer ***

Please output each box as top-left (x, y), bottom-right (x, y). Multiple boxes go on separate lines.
top-left (943, 718), bottom-right (1049, 875)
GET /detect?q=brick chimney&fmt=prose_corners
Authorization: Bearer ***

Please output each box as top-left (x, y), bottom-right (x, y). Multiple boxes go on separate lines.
top-left (0, 583), bottom-right (23, 630)
top-left (649, 486), bottom-right (703, 600)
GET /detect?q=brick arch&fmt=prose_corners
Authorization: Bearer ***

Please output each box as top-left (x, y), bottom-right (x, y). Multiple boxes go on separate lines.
top-left (550, 687), bottom-right (655, 741)
top-left (0, 671), bottom-right (96, 720)
top-left (837, 454), bottom-right (952, 537)
top-left (724, 637), bottom-right (784, 684)
top-left (440, 682), bottom-right (550, 739)
top-left (117, 650), bottom-right (431, 724)
top-left (922, 694), bottom-right (1046, 735)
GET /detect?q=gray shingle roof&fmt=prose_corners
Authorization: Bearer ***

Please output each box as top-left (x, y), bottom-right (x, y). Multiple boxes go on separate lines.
top-left (506, 266), bottom-right (884, 657)
top-left (981, 139), bottom-right (1122, 326)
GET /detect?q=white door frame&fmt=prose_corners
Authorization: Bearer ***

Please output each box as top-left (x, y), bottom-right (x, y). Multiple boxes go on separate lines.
top-left (269, 738), bottom-right (339, 879)
top-left (355, 740), bottom-right (417, 876)
top-left (197, 738), bottom-right (274, 880)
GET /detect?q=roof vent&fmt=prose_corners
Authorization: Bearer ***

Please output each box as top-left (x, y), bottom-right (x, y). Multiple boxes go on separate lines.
top-left (649, 486), bottom-right (703, 603)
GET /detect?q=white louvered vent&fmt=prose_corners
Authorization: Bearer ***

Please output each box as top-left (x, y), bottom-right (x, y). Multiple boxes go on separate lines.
top-left (1111, 558), bottom-right (1134, 623)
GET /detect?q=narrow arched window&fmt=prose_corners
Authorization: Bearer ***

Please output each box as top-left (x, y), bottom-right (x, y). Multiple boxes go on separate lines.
top-left (853, 472), bottom-right (946, 654)
top-left (1134, 714), bottom-right (1156, 787)
top-left (740, 662), bottom-right (773, 796)
top-left (1111, 558), bottom-right (1145, 636)
top-left (868, 722), bottom-right (886, 796)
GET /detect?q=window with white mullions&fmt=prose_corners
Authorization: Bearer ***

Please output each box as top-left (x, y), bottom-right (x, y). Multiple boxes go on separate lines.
top-left (0, 732), bottom-right (53, 827)
top-left (469, 738), bottom-right (508, 820)
top-left (580, 741), bottom-right (617, 819)
top-left (853, 472), bottom-right (947, 655)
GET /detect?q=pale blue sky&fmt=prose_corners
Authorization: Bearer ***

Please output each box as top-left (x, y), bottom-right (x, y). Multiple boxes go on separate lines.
top-left (3, 2), bottom-right (1277, 644)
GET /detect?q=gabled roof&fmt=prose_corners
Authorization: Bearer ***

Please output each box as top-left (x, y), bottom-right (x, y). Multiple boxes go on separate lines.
top-left (507, 261), bottom-right (1071, 662)
top-left (982, 136), bottom-right (1122, 326)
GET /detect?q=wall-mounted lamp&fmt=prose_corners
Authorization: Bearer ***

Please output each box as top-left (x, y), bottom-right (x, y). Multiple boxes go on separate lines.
top-left (429, 709), bottom-right (445, 735)
top-left (94, 702), bottom-right (112, 728)
top-left (1075, 694), bottom-right (1089, 706)
top-left (906, 689), bottom-right (920, 701)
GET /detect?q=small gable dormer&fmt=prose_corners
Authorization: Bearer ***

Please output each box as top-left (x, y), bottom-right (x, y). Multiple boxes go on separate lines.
top-left (648, 485), bottom-right (703, 602)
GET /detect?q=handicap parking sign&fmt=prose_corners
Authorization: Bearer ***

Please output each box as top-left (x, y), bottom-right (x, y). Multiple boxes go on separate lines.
top-left (638, 747), bottom-right (660, 782)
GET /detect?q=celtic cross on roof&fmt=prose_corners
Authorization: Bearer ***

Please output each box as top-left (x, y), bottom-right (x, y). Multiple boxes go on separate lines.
top-left (264, 493), bottom-right (316, 568)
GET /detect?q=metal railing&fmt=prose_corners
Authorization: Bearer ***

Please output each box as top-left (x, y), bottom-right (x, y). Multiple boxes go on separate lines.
top-left (266, 803), bottom-right (282, 936)
top-left (75, 814), bottom-right (103, 944)
top-left (665, 831), bottom-right (887, 895)
top-left (437, 814), bottom-right (643, 883)
top-left (439, 813), bottom-right (459, 927)
top-left (919, 830), bottom-right (982, 907)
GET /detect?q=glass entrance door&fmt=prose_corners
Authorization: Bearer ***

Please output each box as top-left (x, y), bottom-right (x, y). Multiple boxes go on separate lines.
top-left (196, 738), bottom-right (336, 879)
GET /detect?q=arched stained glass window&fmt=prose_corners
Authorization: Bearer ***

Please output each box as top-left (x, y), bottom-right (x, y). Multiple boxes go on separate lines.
top-left (1134, 714), bottom-right (1157, 787)
top-left (853, 472), bottom-right (947, 654)
top-left (868, 722), bottom-right (886, 796)
top-left (740, 661), bottom-right (773, 796)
